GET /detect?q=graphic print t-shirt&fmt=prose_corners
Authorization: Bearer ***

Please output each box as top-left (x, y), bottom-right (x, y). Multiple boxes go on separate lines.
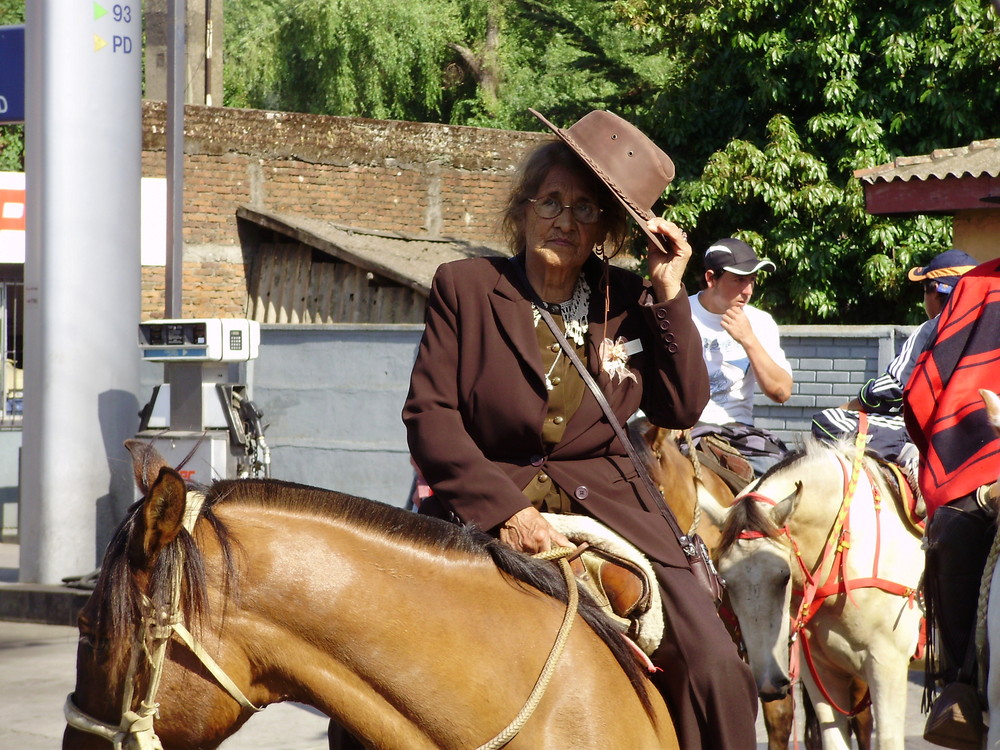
top-left (689, 292), bottom-right (791, 426)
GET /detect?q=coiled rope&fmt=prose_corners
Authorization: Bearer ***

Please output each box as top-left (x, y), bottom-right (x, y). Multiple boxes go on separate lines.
top-left (475, 546), bottom-right (579, 750)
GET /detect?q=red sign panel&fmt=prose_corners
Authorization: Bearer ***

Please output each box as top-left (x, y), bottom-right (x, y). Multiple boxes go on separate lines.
top-left (0, 189), bottom-right (25, 231)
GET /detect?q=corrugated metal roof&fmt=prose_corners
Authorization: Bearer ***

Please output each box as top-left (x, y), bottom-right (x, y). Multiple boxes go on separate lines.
top-left (855, 138), bottom-right (1000, 184)
top-left (237, 206), bottom-right (506, 295)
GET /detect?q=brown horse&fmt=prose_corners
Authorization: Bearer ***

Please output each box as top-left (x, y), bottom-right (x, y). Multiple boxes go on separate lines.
top-left (636, 422), bottom-right (734, 549)
top-left (63, 442), bottom-right (678, 750)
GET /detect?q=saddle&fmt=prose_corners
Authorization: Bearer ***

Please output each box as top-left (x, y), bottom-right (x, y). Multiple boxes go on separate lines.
top-left (678, 424), bottom-right (789, 493)
top-left (542, 513), bottom-right (663, 656)
top-left (690, 433), bottom-right (755, 493)
top-left (874, 458), bottom-right (926, 536)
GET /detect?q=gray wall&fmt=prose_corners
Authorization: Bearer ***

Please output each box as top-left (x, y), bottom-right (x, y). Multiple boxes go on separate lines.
top-left (757, 325), bottom-right (915, 448)
top-left (0, 433), bottom-right (20, 542)
top-left (242, 324), bottom-right (916, 506)
top-left (3, 323), bottom-right (918, 540)
top-left (249, 325), bottom-right (422, 505)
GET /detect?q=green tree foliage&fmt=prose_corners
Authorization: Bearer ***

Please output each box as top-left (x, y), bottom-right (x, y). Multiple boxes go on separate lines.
top-left (0, 0), bottom-right (24, 171)
top-left (457, 0), bottom-right (687, 131)
top-left (224, 0), bottom-right (476, 122)
top-left (222, 1), bottom-right (999, 322)
top-left (602, 0), bottom-right (1000, 322)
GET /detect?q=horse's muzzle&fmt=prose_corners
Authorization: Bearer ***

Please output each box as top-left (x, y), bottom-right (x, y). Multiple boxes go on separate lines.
top-left (759, 677), bottom-right (791, 702)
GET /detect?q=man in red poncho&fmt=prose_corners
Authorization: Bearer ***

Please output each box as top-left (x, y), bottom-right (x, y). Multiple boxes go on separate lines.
top-left (904, 255), bottom-right (1000, 743)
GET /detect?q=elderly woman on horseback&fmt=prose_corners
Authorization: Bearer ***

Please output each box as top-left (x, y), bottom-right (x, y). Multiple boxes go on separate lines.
top-left (403, 109), bottom-right (758, 749)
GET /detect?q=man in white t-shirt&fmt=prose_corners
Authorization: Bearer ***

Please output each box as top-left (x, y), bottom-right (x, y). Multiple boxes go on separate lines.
top-left (688, 238), bottom-right (793, 476)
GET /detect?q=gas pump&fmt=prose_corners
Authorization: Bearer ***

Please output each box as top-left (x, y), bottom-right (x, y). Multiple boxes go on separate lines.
top-left (135, 318), bottom-right (269, 483)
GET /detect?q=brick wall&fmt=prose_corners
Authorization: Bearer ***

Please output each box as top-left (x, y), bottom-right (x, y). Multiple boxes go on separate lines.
top-left (140, 102), bottom-right (546, 319)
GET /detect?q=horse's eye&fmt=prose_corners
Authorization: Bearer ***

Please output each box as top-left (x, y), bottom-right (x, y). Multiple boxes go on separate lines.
top-left (77, 620), bottom-right (106, 652)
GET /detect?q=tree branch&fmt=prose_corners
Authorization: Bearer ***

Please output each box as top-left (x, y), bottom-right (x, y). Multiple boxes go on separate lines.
top-left (448, 42), bottom-right (482, 81)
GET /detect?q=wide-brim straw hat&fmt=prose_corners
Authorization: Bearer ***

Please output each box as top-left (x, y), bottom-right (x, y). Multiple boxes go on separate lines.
top-left (530, 108), bottom-right (675, 253)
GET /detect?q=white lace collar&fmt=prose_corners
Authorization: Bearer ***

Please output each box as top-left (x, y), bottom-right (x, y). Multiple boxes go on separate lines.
top-left (531, 274), bottom-right (590, 348)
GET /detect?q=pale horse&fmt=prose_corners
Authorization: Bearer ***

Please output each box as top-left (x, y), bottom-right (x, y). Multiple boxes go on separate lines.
top-left (980, 388), bottom-right (1000, 748)
top-left (701, 437), bottom-right (924, 750)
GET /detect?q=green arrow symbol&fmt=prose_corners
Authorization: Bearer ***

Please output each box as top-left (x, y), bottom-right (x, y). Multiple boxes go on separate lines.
top-left (94, 2), bottom-right (108, 20)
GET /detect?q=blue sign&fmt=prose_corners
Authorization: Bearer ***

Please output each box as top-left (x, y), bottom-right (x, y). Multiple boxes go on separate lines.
top-left (0, 25), bottom-right (25, 124)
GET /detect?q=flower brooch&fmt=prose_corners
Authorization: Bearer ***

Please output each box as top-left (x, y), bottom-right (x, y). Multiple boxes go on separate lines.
top-left (599, 336), bottom-right (641, 385)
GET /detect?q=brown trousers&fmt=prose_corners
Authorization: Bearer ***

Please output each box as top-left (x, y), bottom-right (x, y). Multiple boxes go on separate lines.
top-left (651, 564), bottom-right (758, 750)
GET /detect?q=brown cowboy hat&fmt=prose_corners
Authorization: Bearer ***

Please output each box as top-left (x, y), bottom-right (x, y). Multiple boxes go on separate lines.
top-left (529, 108), bottom-right (675, 253)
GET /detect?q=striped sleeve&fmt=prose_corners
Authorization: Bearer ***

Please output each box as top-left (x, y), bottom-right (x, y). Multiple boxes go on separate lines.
top-left (858, 318), bottom-right (939, 415)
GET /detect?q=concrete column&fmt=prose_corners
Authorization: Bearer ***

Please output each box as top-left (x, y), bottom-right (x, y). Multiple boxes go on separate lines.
top-left (21, 1), bottom-right (142, 582)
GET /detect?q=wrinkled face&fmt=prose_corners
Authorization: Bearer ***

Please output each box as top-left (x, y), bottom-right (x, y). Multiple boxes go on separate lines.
top-left (717, 537), bottom-right (794, 701)
top-left (701, 270), bottom-right (757, 313)
top-left (523, 164), bottom-right (608, 274)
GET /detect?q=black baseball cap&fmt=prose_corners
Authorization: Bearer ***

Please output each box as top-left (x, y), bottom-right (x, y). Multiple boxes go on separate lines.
top-left (703, 238), bottom-right (776, 275)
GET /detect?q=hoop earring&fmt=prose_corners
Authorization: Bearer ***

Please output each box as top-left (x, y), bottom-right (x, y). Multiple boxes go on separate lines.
top-left (594, 243), bottom-right (606, 259)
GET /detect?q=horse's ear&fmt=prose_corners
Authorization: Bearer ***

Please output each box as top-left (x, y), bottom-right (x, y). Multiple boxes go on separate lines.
top-left (125, 439), bottom-right (170, 495)
top-left (770, 481), bottom-right (803, 528)
top-left (129, 466), bottom-right (187, 568)
top-left (981, 389), bottom-right (1000, 433)
top-left (981, 390), bottom-right (1000, 510)
top-left (645, 422), bottom-right (662, 453)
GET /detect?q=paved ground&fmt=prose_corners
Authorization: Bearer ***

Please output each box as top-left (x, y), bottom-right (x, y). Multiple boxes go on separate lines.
top-left (0, 542), bottom-right (943, 748)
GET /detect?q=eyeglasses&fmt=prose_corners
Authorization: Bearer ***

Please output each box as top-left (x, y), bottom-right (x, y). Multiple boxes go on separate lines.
top-left (527, 197), bottom-right (603, 225)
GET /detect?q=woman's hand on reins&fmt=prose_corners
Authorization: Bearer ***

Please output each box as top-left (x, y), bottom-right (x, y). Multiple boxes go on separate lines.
top-left (500, 506), bottom-right (575, 554)
top-left (645, 217), bottom-right (692, 302)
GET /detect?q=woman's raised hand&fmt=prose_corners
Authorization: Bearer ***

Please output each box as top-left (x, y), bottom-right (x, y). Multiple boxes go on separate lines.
top-left (645, 217), bottom-right (692, 302)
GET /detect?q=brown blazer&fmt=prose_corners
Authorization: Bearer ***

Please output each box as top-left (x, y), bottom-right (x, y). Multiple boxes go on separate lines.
top-left (403, 253), bottom-right (710, 568)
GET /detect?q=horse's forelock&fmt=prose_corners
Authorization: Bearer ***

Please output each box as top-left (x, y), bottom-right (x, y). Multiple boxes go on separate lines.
top-left (92, 493), bottom-right (221, 686)
top-left (717, 439), bottom-right (858, 560)
top-left (716, 496), bottom-right (782, 559)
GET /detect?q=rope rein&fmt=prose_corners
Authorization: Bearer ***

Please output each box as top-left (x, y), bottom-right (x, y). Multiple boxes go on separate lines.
top-left (681, 430), bottom-right (704, 535)
top-left (475, 546), bottom-right (580, 750)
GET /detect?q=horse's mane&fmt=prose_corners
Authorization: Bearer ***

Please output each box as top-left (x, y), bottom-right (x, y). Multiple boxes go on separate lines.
top-left (715, 436), bottom-right (894, 561)
top-left (92, 478), bottom-right (655, 715)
